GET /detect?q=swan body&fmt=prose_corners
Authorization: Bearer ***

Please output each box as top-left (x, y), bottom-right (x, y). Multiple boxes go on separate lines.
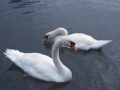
top-left (4, 36), bottom-right (77, 82)
top-left (43, 28), bottom-right (112, 50)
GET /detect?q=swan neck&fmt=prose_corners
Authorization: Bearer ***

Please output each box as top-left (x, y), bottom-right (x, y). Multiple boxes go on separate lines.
top-left (52, 42), bottom-right (65, 71)
top-left (54, 28), bottom-right (68, 36)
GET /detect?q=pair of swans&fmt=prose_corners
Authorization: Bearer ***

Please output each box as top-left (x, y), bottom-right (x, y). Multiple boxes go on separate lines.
top-left (42, 28), bottom-right (112, 50)
top-left (4, 28), bottom-right (112, 83)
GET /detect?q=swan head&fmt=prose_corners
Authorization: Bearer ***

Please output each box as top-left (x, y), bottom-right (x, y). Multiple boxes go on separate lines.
top-left (42, 31), bottom-right (54, 42)
top-left (57, 36), bottom-right (77, 51)
top-left (42, 28), bottom-right (68, 42)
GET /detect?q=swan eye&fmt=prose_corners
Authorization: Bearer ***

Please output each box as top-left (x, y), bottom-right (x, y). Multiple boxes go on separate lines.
top-left (42, 35), bottom-right (49, 41)
top-left (45, 35), bottom-right (49, 38)
top-left (70, 41), bottom-right (75, 46)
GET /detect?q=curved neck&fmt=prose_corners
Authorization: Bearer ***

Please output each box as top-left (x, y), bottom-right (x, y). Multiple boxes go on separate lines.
top-left (51, 41), bottom-right (65, 71)
top-left (53, 28), bottom-right (68, 36)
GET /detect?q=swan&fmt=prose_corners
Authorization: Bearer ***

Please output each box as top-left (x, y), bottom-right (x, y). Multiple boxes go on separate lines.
top-left (42, 28), bottom-right (112, 50)
top-left (4, 36), bottom-right (77, 82)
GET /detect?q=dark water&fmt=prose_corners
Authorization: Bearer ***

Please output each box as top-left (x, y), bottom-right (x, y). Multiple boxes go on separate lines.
top-left (0, 0), bottom-right (120, 90)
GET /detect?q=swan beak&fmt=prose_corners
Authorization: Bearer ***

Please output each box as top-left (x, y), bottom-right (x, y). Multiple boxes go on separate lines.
top-left (70, 45), bottom-right (77, 51)
top-left (42, 37), bottom-right (48, 42)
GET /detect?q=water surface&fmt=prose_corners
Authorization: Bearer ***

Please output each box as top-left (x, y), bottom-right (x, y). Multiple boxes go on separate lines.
top-left (0, 0), bottom-right (120, 90)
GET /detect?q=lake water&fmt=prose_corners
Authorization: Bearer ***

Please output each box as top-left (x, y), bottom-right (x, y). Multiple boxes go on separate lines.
top-left (0, 0), bottom-right (120, 90)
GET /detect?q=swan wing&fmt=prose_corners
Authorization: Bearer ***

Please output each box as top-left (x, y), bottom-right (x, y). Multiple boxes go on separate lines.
top-left (4, 49), bottom-right (60, 82)
top-left (69, 33), bottom-right (112, 50)
top-left (53, 33), bottom-right (112, 50)
top-left (68, 33), bottom-right (97, 43)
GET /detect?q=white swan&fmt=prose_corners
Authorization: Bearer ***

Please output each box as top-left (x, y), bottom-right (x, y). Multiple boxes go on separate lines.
top-left (4, 36), bottom-right (77, 82)
top-left (42, 28), bottom-right (112, 50)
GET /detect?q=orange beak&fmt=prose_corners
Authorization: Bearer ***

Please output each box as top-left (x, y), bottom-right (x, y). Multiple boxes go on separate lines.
top-left (70, 45), bottom-right (77, 51)
top-left (42, 37), bottom-right (48, 42)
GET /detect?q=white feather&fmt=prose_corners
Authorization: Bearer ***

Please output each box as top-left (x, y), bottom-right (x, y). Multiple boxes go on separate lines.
top-left (4, 36), bottom-right (73, 82)
top-left (45, 28), bottom-right (112, 50)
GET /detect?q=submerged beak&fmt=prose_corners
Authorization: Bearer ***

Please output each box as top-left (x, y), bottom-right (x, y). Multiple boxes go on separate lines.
top-left (42, 37), bottom-right (48, 42)
top-left (70, 45), bottom-right (77, 51)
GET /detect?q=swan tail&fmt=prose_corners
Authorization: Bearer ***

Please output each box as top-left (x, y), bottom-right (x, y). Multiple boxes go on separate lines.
top-left (91, 40), bottom-right (112, 49)
top-left (4, 49), bottom-right (23, 62)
